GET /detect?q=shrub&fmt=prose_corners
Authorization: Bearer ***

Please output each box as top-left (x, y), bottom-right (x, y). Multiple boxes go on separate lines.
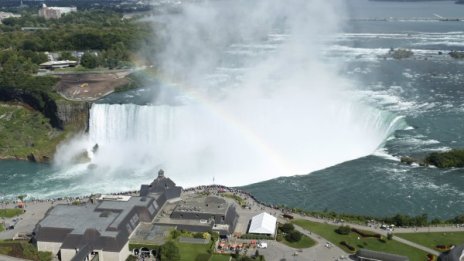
top-left (193, 232), bottom-right (204, 239)
top-left (387, 233), bottom-right (393, 240)
top-left (351, 228), bottom-right (381, 238)
top-left (335, 225), bottom-right (351, 235)
top-left (340, 241), bottom-right (356, 252)
top-left (285, 230), bottom-right (302, 242)
top-left (280, 223), bottom-right (295, 234)
top-left (171, 229), bottom-right (181, 239)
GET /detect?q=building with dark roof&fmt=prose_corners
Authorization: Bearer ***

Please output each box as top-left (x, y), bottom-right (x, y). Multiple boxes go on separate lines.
top-left (35, 170), bottom-right (181, 261)
top-left (155, 195), bottom-right (239, 235)
top-left (356, 249), bottom-right (409, 261)
top-left (438, 244), bottom-right (464, 261)
top-left (140, 169), bottom-right (182, 203)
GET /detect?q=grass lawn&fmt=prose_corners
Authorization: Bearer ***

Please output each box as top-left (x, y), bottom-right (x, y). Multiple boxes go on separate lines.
top-left (396, 232), bottom-right (464, 251)
top-left (292, 219), bottom-right (429, 261)
top-left (0, 241), bottom-right (52, 261)
top-left (0, 224), bottom-right (4, 232)
top-left (280, 235), bottom-right (316, 249)
top-left (0, 104), bottom-right (60, 160)
top-left (177, 242), bottom-right (212, 261)
top-left (0, 209), bottom-right (24, 218)
top-left (211, 254), bottom-right (231, 261)
top-left (222, 193), bottom-right (247, 207)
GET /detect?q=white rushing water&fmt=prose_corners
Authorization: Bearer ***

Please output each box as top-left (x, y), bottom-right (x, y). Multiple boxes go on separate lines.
top-left (83, 98), bottom-right (407, 187)
top-left (51, 0), bottom-right (410, 190)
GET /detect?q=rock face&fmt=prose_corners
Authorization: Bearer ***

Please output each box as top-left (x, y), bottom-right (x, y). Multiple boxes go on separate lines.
top-left (0, 87), bottom-right (89, 131)
top-left (56, 101), bottom-right (90, 131)
top-left (0, 87), bottom-right (90, 163)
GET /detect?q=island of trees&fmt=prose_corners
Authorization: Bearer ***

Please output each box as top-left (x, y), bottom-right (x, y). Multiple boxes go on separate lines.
top-left (401, 149), bottom-right (464, 168)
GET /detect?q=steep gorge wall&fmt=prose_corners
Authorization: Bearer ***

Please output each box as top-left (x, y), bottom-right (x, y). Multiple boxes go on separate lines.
top-left (0, 87), bottom-right (90, 162)
top-left (56, 100), bottom-right (90, 132)
top-left (0, 87), bottom-right (89, 131)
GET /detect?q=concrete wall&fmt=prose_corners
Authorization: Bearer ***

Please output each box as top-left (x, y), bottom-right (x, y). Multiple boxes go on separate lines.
top-left (101, 242), bottom-right (130, 261)
top-left (60, 248), bottom-right (77, 261)
top-left (37, 241), bottom-right (62, 256)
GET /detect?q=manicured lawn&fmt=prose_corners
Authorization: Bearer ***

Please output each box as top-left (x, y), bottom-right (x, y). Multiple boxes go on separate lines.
top-left (211, 254), bottom-right (231, 261)
top-left (177, 242), bottom-right (212, 261)
top-left (0, 209), bottom-right (23, 218)
top-left (280, 235), bottom-right (316, 249)
top-left (292, 219), bottom-right (429, 261)
top-left (396, 232), bottom-right (464, 252)
top-left (0, 224), bottom-right (4, 232)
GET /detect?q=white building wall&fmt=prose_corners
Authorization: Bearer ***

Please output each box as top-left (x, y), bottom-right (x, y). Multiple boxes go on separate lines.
top-left (100, 241), bottom-right (130, 261)
top-left (37, 241), bottom-right (62, 256)
top-left (60, 248), bottom-right (77, 261)
top-left (118, 241), bottom-right (131, 260)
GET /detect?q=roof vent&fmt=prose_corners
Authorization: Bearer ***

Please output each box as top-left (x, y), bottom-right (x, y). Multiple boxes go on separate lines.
top-left (99, 211), bottom-right (111, 218)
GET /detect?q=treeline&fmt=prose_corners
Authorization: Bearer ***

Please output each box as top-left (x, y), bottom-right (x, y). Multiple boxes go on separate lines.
top-left (0, 10), bottom-right (156, 57)
top-left (0, 0), bottom-right (151, 11)
top-left (424, 149), bottom-right (464, 168)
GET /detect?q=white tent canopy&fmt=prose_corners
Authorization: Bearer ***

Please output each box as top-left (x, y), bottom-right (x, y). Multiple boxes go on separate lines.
top-left (248, 212), bottom-right (277, 236)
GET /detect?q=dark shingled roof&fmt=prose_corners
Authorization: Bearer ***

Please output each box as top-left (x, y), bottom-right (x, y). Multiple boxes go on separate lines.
top-left (356, 249), bottom-right (409, 261)
top-left (35, 173), bottom-right (182, 258)
top-left (438, 245), bottom-right (464, 261)
top-left (140, 171), bottom-right (181, 200)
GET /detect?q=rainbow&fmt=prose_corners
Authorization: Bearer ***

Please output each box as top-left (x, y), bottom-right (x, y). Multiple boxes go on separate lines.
top-left (134, 68), bottom-right (295, 178)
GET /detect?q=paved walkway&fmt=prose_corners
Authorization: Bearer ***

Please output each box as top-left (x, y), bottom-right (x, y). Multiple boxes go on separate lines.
top-left (0, 200), bottom-right (67, 240)
top-left (393, 236), bottom-right (440, 256)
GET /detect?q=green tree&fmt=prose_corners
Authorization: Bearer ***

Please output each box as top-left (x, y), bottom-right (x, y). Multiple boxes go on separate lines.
top-left (280, 223), bottom-right (295, 234)
top-left (335, 225), bottom-right (351, 235)
top-left (159, 241), bottom-right (180, 261)
top-left (285, 230), bottom-right (302, 242)
top-left (387, 233), bottom-right (393, 240)
top-left (59, 51), bottom-right (77, 61)
top-left (80, 52), bottom-right (98, 69)
top-left (170, 229), bottom-right (181, 239)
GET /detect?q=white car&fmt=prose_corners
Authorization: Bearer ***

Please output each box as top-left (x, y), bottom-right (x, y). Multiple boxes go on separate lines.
top-left (258, 242), bottom-right (268, 249)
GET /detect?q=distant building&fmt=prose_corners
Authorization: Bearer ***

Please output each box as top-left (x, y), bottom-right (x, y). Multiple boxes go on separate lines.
top-left (153, 195), bottom-right (239, 236)
top-left (247, 212), bottom-right (277, 237)
top-left (34, 170), bottom-right (182, 261)
top-left (0, 11), bottom-right (20, 23)
top-left (39, 60), bottom-right (78, 70)
top-left (172, 196), bottom-right (239, 235)
top-left (38, 4), bottom-right (77, 20)
top-left (356, 249), bottom-right (409, 261)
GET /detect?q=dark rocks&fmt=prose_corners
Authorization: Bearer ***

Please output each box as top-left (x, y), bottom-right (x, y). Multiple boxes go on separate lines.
top-left (27, 153), bottom-right (37, 162)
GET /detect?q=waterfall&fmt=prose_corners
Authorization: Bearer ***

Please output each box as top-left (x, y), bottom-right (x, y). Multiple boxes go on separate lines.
top-left (86, 99), bottom-right (407, 187)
